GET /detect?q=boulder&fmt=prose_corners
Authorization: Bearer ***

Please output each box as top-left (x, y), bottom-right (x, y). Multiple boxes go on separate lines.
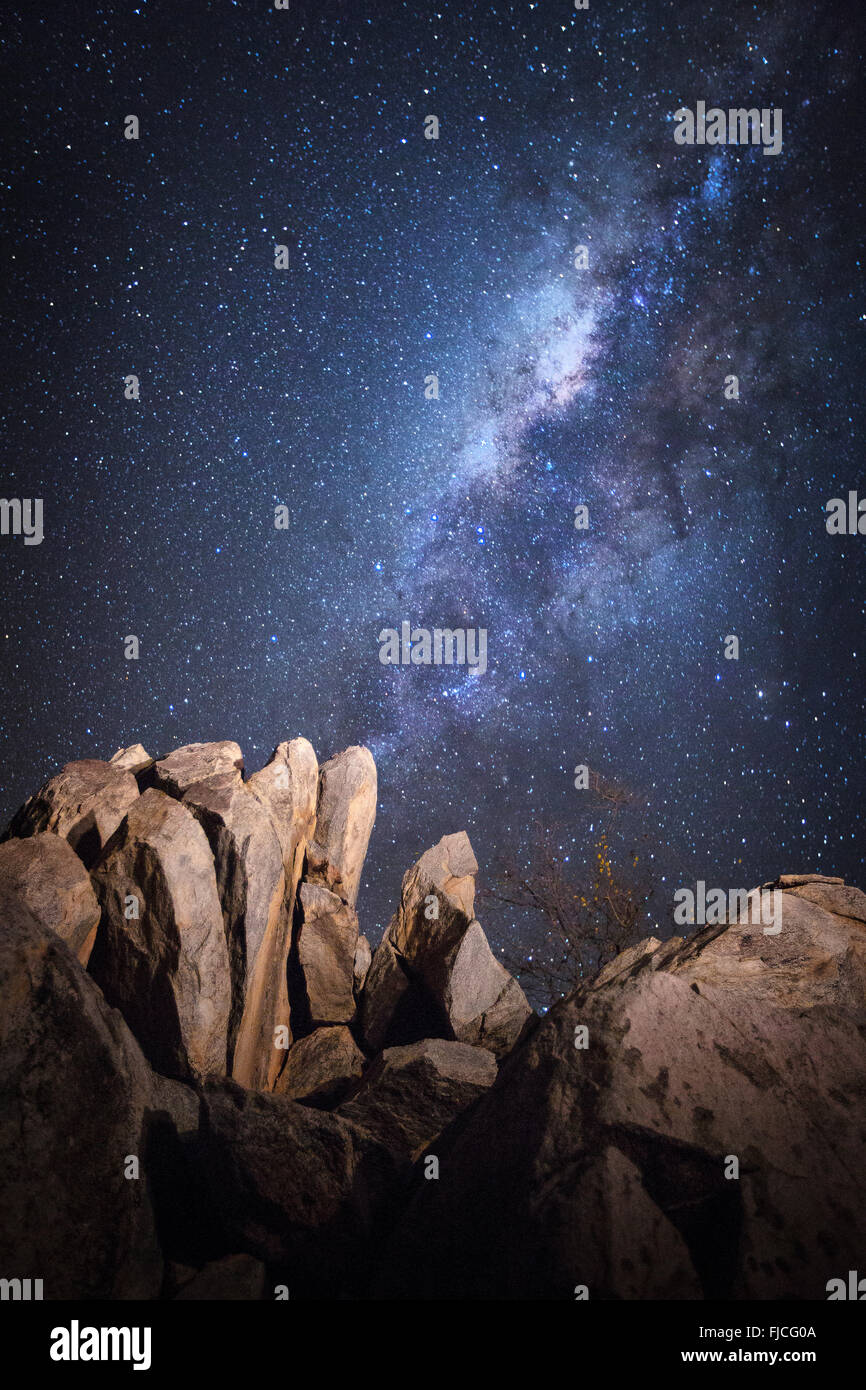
top-left (338, 1038), bottom-right (497, 1160)
top-left (181, 773), bottom-right (290, 1089)
top-left (684, 879), bottom-right (866, 1012)
top-left (373, 877), bottom-right (866, 1300)
top-left (154, 741), bottom-right (244, 798)
top-left (0, 896), bottom-right (163, 1298)
top-left (293, 883), bottom-right (358, 1029)
top-left (89, 788), bottom-right (231, 1081)
top-left (274, 1025), bottom-right (365, 1107)
top-left (363, 833), bottom-right (532, 1058)
top-left (435, 918), bottom-right (533, 1058)
top-left (110, 744), bottom-right (154, 776)
top-left (389, 831), bottom-right (479, 970)
top-left (0, 833), bottom-right (100, 965)
top-left (2, 759), bottom-right (139, 869)
top-left (305, 746), bottom-right (376, 907)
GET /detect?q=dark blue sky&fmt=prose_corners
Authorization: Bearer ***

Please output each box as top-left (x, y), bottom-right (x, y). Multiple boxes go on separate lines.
top-left (1, 0), bottom-right (864, 947)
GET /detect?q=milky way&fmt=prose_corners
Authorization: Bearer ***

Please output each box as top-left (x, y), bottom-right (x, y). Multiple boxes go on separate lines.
top-left (2, 0), bottom-right (864, 946)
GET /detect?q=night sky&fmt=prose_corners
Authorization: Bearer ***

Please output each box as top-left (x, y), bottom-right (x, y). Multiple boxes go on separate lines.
top-left (2, 0), bottom-right (864, 950)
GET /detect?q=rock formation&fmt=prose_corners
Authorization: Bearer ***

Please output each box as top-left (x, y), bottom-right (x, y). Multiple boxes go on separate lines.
top-left (372, 873), bottom-right (866, 1300)
top-left (293, 883), bottom-right (359, 1029)
top-left (360, 935), bottom-right (415, 1052)
top-left (151, 1076), bottom-right (396, 1292)
top-left (110, 744), bottom-right (154, 776)
top-left (2, 737), bottom-right (865, 1302)
top-left (361, 832), bottom-right (532, 1058)
top-left (304, 745), bottom-right (376, 908)
top-left (153, 740), bottom-right (245, 798)
top-left (353, 933), bottom-right (372, 993)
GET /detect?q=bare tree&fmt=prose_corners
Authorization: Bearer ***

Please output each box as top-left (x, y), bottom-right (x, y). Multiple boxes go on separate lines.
top-left (481, 773), bottom-right (653, 1011)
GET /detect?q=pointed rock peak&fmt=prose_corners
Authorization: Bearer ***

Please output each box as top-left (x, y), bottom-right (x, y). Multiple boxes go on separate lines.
top-left (180, 772), bottom-right (289, 1090)
top-left (258, 737), bottom-right (318, 793)
top-left (248, 737), bottom-right (318, 863)
top-left (110, 744), bottom-right (153, 775)
top-left (390, 830), bottom-right (480, 964)
top-left (306, 745), bottom-right (377, 908)
top-left (404, 831), bottom-right (478, 918)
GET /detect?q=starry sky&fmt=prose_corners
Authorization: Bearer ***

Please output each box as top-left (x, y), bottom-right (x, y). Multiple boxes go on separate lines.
top-left (1, 0), bottom-right (864, 949)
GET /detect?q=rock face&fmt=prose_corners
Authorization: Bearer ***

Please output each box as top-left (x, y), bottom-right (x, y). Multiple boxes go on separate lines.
top-left (361, 833), bottom-right (532, 1059)
top-left (293, 883), bottom-right (358, 1030)
top-left (0, 896), bottom-right (163, 1299)
top-left (783, 877), bottom-right (866, 921)
top-left (154, 741), bottom-right (245, 799)
top-left (89, 788), bottom-right (231, 1081)
top-left (274, 1025), bottom-right (365, 1107)
top-left (244, 738), bottom-right (320, 1077)
top-left (374, 874), bottom-right (866, 1300)
top-left (181, 772), bottom-right (289, 1089)
top-left (305, 746), bottom-right (376, 907)
top-left (338, 1038), bottom-right (497, 1160)
top-left (679, 875), bottom-right (866, 1013)
top-left (2, 759), bottom-right (139, 868)
top-left (0, 833), bottom-right (100, 965)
